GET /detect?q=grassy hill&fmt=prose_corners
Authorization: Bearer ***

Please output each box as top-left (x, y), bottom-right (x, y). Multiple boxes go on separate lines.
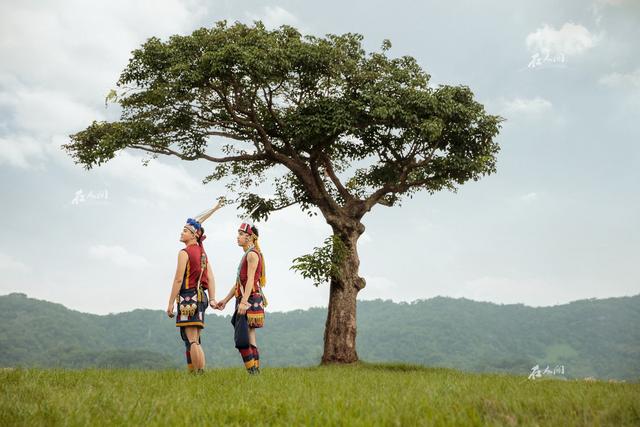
top-left (1, 364), bottom-right (638, 426)
top-left (1, 293), bottom-right (638, 380)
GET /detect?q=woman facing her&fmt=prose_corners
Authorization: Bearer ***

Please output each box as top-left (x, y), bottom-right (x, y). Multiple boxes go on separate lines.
top-left (218, 222), bottom-right (266, 375)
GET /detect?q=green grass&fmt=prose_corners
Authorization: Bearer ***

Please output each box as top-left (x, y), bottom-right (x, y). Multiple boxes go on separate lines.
top-left (1, 364), bottom-right (638, 426)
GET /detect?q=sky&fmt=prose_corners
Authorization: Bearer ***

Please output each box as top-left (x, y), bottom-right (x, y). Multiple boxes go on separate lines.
top-left (0, 0), bottom-right (638, 315)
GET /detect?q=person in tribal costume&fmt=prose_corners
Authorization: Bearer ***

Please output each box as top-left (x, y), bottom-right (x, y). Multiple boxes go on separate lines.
top-left (218, 222), bottom-right (267, 375)
top-left (167, 203), bottom-right (222, 374)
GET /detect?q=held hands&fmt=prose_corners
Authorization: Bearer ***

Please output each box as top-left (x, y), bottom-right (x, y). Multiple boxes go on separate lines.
top-left (209, 299), bottom-right (227, 310)
top-left (169, 299), bottom-right (222, 317)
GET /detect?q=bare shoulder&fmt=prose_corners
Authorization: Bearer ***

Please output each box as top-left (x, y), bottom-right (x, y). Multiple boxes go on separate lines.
top-left (247, 251), bottom-right (259, 262)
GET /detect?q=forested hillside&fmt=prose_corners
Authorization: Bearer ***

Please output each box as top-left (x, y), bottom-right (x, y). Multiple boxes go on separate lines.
top-left (1, 293), bottom-right (638, 380)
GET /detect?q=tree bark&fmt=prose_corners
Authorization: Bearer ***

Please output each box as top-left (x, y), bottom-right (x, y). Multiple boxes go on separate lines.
top-left (321, 226), bottom-right (365, 364)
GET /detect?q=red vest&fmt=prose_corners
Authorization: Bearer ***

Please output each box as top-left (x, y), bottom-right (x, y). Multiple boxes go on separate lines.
top-left (236, 248), bottom-right (262, 296)
top-left (181, 244), bottom-right (208, 290)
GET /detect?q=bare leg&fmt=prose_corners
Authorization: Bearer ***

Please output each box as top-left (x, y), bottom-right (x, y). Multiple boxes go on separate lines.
top-left (248, 327), bottom-right (257, 347)
top-left (185, 327), bottom-right (205, 371)
top-left (200, 329), bottom-right (206, 368)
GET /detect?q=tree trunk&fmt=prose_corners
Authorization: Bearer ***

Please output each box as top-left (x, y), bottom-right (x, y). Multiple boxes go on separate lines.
top-left (321, 227), bottom-right (365, 364)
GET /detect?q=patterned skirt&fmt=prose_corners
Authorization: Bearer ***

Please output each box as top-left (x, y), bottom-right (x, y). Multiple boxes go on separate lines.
top-left (175, 287), bottom-right (208, 328)
top-left (238, 292), bottom-right (265, 328)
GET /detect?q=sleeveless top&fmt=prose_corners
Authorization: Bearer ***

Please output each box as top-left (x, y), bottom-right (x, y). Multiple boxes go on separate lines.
top-left (181, 244), bottom-right (208, 291)
top-left (235, 248), bottom-right (262, 297)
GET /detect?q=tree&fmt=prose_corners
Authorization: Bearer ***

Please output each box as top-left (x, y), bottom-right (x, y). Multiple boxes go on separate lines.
top-left (66, 21), bottom-right (502, 364)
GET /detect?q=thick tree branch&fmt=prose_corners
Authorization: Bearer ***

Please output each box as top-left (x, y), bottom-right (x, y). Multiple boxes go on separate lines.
top-left (129, 144), bottom-right (267, 163)
top-left (270, 200), bottom-right (299, 211)
top-left (214, 86), bottom-right (331, 210)
top-left (204, 131), bottom-right (251, 141)
top-left (261, 86), bottom-right (305, 164)
top-left (321, 153), bottom-right (354, 203)
top-left (361, 144), bottom-right (439, 212)
top-left (309, 155), bottom-right (342, 215)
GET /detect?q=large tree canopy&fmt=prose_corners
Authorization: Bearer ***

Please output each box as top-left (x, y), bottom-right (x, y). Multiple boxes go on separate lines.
top-left (66, 21), bottom-right (502, 363)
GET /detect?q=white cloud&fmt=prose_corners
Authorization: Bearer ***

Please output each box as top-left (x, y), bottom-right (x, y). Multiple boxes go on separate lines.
top-left (0, 0), bottom-right (208, 170)
top-left (100, 151), bottom-right (204, 200)
top-left (0, 253), bottom-right (28, 272)
top-left (88, 244), bottom-right (151, 269)
top-left (0, 0), bottom-right (205, 98)
top-left (519, 192), bottom-right (538, 203)
top-left (526, 23), bottom-right (598, 61)
top-left (592, 0), bottom-right (619, 26)
top-left (0, 135), bottom-right (45, 169)
top-left (501, 97), bottom-right (552, 116)
top-left (265, 205), bottom-right (329, 236)
top-left (247, 6), bottom-right (299, 29)
top-left (359, 275), bottom-right (399, 301)
top-left (0, 73), bottom-right (103, 168)
top-left (599, 68), bottom-right (640, 89)
top-left (1, 85), bottom-right (101, 138)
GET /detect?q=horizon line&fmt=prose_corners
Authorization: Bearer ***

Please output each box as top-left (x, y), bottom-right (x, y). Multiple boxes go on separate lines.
top-left (3, 292), bottom-right (639, 317)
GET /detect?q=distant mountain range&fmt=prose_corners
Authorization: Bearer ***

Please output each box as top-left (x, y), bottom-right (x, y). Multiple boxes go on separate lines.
top-left (1, 293), bottom-right (638, 380)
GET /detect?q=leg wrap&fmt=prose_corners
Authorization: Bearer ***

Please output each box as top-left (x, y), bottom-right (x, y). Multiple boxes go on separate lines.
top-left (180, 327), bottom-right (202, 372)
top-left (251, 345), bottom-right (260, 369)
top-left (238, 347), bottom-right (256, 370)
top-left (180, 328), bottom-right (193, 371)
